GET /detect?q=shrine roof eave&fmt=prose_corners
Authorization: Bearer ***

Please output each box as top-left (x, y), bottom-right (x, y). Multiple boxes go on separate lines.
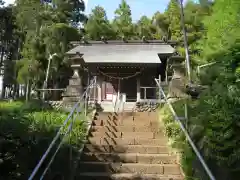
top-left (70, 40), bottom-right (178, 46)
top-left (66, 43), bottom-right (175, 64)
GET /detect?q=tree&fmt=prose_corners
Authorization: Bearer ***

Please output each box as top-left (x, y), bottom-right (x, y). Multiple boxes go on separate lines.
top-left (154, 11), bottom-right (170, 39)
top-left (201, 0), bottom-right (240, 61)
top-left (14, 0), bottom-right (85, 100)
top-left (113, 0), bottom-right (134, 39)
top-left (85, 6), bottom-right (116, 40)
top-left (189, 1), bottom-right (240, 179)
top-left (165, 0), bottom-right (181, 41)
top-left (136, 15), bottom-right (160, 40)
top-left (0, 5), bottom-right (19, 98)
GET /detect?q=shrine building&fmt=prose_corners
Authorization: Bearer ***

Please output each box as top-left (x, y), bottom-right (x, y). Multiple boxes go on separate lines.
top-left (64, 39), bottom-right (177, 111)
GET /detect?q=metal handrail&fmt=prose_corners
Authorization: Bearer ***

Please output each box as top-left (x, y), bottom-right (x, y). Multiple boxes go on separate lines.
top-left (28, 76), bottom-right (97, 180)
top-left (117, 94), bottom-right (124, 113)
top-left (155, 78), bottom-right (216, 180)
top-left (113, 93), bottom-right (119, 112)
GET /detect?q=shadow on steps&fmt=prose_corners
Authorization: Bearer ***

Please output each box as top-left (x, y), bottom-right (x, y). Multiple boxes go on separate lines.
top-left (74, 111), bottom-right (183, 180)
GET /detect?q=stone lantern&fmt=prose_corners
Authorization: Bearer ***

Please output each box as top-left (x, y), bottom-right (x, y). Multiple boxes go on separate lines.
top-left (62, 56), bottom-right (84, 107)
top-left (167, 55), bottom-right (188, 100)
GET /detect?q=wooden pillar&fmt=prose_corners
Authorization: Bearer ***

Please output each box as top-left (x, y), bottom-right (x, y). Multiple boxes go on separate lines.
top-left (137, 77), bottom-right (141, 102)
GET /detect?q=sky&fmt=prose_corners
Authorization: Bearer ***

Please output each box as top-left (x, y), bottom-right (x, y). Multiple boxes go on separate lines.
top-left (4, 0), bottom-right (173, 21)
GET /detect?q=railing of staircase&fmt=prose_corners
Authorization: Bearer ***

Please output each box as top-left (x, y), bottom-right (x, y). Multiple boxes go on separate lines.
top-left (28, 76), bottom-right (97, 180)
top-left (154, 78), bottom-right (216, 180)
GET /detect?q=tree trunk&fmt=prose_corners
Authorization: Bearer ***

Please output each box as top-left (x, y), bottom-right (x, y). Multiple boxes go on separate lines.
top-left (25, 80), bottom-right (31, 102)
top-left (0, 46), bottom-right (5, 99)
top-left (14, 84), bottom-right (19, 99)
top-left (0, 46), bottom-right (4, 68)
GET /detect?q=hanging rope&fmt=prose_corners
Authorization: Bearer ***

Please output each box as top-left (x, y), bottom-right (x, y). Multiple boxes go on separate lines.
top-left (98, 68), bottom-right (143, 80)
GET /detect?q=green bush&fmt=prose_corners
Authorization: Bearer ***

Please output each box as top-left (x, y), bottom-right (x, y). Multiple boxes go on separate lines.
top-left (160, 100), bottom-right (197, 180)
top-left (0, 100), bottom-right (87, 179)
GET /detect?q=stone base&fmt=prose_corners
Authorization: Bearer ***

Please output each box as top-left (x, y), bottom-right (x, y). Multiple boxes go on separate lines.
top-left (69, 78), bottom-right (83, 86)
top-left (62, 96), bottom-right (83, 102)
top-left (135, 102), bottom-right (160, 112)
top-left (64, 85), bottom-right (83, 96)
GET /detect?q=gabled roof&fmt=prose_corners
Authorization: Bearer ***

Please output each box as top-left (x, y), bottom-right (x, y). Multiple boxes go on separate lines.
top-left (66, 40), bottom-right (176, 64)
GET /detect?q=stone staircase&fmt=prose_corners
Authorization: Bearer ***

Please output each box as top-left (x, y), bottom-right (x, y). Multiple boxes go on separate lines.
top-left (77, 112), bottom-right (184, 180)
top-left (100, 102), bottom-right (136, 112)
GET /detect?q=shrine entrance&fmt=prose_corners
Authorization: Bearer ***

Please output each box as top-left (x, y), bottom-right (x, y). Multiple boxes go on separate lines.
top-left (97, 67), bottom-right (143, 103)
top-left (103, 76), bottom-right (118, 101)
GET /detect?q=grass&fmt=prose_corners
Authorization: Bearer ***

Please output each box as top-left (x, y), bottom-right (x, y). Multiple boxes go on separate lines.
top-left (0, 100), bottom-right (87, 180)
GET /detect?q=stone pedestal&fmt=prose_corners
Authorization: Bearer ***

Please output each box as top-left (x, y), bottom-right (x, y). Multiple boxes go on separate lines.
top-left (167, 56), bottom-right (188, 99)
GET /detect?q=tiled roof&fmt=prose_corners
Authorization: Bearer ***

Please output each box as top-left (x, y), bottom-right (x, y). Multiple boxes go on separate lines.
top-left (66, 41), bottom-right (175, 64)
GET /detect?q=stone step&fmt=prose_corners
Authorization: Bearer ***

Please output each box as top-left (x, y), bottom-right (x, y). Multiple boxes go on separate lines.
top-left (123, 117), bottom-right (159, 122)
top-left (89, 131), bottom-right (164, 139)
top-left (95, 113), bottom-right (115, 121)
top-left (78, 162), bottom-right (182, 175)
top-left (77, 173), bottom-right (183, 180)
top-left (84, 144), bottom-right (170, 154)
top-left (91, 125), bottom-right (162, 133)
top-left (81, 153), bottom-right (177, 164)
top-left (92, 119), bottom-right (160, 127)
top-left (95, 113), bottom-right (157, 121)
top-left (88, 137), bottom-right (168, 146)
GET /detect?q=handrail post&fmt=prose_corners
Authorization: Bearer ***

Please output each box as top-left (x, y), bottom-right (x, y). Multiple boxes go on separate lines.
top-left (144, 88), bottom-right (146, 100)
top-left (184, 100), bottom-right (188, 129)
top-left (69, 114), bottom-right (74, 179)
top-left (158, 75), bottom-right (161, 106)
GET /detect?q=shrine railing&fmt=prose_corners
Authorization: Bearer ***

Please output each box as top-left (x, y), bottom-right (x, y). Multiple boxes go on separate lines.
top-left (154, 78), bottom-right (216, 180)
top-left (140, 83), bottom-right (168, 102)
top-left (28, 77), bottom-right (97, 180)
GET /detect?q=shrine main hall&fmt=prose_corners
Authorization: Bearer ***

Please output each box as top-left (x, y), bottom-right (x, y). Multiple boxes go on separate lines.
top-left (64, 39), bottom-right (177, 111)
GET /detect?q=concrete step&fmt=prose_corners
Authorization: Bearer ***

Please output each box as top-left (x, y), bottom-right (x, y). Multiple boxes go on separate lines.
top-left (77, 173), bottom-right (183, 180)
top-left (88, 137), bottom-right (168, 146)
top-left (91, 125), bottom-right (163, 133)
top-left (81, 153), bottom-right (177, 164)
top-left (84, 144), bottom-right (170, 154)
top-left (90, 131), bottom-right (165, 139)
top-left (79, 162), bottom-right (182, 175)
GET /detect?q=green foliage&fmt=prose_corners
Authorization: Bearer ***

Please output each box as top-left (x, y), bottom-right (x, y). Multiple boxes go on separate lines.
top-left (201, 0), bottom-right (240, 61)
top-left (136, 15), bottom-right (160, 39)
top-left (113, 0), bottom-right (134, 39)
top-left (85, 6), bottom-right (116, 40)
top-left (11, 0), bottom-right (85, 95)
top-left (0, 101), bottom-right (86, 179)
top-left (160, 100), bottom-right (196, 180)
top-left (154, 11), bottom-right (169, 38)
top-left (165, 0), bottom-right (181, 41)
